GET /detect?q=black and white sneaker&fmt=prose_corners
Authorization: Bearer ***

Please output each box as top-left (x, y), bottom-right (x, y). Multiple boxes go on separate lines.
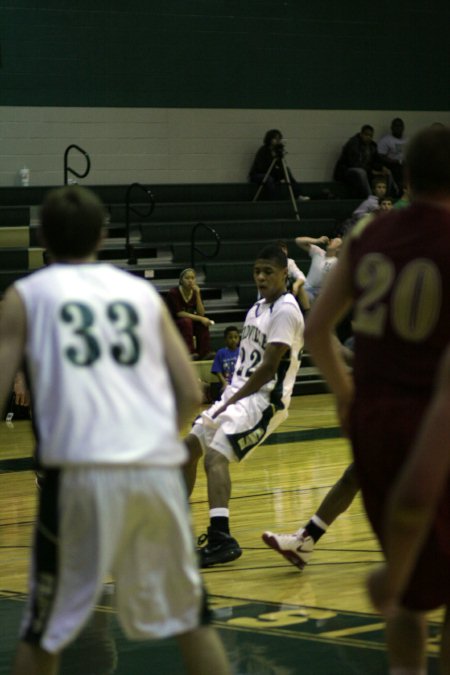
top-left (197, 527), bottom-right (242, 568)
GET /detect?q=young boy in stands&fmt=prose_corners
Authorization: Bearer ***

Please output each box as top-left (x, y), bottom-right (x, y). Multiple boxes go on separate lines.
top-left (351, 177), bottom-right (388, 222)
top-left (379, 195), bottom-right (394, 212)
top-left (210, 326), bottom-right (240, 396)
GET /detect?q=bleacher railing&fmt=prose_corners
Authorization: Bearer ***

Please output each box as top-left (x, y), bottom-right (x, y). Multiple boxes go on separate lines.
top-left (125, 183), bottom-right (155, 264)
top-left (190, 222), bottom-right (221, 270)
top-left (63, 144), bottom-right (91, 185)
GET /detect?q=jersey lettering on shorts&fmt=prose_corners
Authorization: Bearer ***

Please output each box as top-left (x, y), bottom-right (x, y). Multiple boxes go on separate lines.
top-left (26, 572), bottom-right (58, 640)
top-left (22, 470), bottom-right (60, 644)
top-left (226, 404), bottom-right (276, 461)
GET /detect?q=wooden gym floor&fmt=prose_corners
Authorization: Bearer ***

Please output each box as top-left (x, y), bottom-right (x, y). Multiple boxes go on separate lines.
top-left (0, 394), bottom-right (442, 674)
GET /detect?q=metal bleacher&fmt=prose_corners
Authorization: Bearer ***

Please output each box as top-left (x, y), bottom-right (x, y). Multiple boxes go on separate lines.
top-left (0, 182), bottom-right (359, 394)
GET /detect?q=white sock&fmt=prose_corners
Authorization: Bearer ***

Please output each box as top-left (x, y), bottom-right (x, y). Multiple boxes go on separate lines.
top-left (311, 514), bottom-right (329, 530)
top-left (297, 514), bottom-right (328, 536)
top-left (209, 508), bottom-right (229, 519)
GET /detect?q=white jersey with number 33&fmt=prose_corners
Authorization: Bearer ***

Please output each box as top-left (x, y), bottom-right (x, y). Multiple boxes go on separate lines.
top-left (15, 263), bottom-right (186, 467)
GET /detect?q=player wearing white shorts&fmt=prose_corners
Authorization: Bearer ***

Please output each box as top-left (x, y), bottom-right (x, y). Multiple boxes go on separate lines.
top-left (184, 244), bottom-right (304, 567)
top-left (0, 186), bottom-right (231, 675)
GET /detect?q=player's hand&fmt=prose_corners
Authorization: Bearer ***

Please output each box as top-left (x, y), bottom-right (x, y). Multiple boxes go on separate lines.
top-left (319, 236), bottom-right (330, 245)
top-left (367, 565), bottom-right (399, 617)
top-left (13, 374), bottom-right (30, 407)
top-left (14, 389), bottom-right (30, 407)
top-left (212, 402), bottom-right (228, 419)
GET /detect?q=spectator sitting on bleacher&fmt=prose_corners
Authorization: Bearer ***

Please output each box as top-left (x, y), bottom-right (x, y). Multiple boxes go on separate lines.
top-left (249, 129), bottom-right (309, 201)
top-left (333, 124), bottom-right (392, 198)
top-left (166, 268), bottom-right (214, 360)
top-left (340, 193), bottom-right (395, 239)
top-left (379, 195), bottom-right (394, 212)
top-left (338, 177), bottom-right (388, 237)
top-left (351, 177), bottom-right (388, 221)
top-left (377, 118), bottom-right (408, 196)
top-left (393, 184), bottom-right (410, 209)
top-left (295, 235), bottom-right (342, 304)
top-left (211, 326), bottom-right (240, 396)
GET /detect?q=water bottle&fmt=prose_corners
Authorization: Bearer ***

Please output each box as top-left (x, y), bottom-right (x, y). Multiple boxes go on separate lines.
top-left (19, 166), bottom-right (30, 186)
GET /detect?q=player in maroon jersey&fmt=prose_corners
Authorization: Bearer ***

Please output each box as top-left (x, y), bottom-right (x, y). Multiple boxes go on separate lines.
top-left (305, 125), bottom-right (450, 673)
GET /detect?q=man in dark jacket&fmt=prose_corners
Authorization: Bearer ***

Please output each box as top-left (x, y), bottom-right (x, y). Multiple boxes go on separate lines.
top-left (334, 124), bottom-right (392, 197)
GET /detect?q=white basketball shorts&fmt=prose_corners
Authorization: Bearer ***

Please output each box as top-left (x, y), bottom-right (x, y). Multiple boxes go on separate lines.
top-left (20, 466), bottom-right (207, 653)
top-left (191, 387), bottom-right (289, 461)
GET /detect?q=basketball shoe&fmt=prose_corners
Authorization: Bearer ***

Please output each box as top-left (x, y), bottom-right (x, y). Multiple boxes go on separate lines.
top-left (262, 528), bottom-right (314, 570)
top-left (197, 527), bottom-right (242, 568)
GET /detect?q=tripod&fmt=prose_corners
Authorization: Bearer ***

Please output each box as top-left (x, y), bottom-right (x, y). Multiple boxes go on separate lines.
top-left (253, 156), bottom-right (300, 221)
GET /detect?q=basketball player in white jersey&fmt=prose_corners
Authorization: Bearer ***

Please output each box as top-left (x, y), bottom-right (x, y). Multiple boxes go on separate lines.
top-left (184, 244), bottom-right (304, 567)
top-left (0, 186), bottom-right (231, 675)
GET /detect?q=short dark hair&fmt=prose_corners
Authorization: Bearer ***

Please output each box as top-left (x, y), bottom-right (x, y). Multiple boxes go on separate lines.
top-left (40, 186), bottom-right (106, 258)
top-left (264, 129), bottom-right (282, 146)
top-left (371, 177), bottom-right (387, 188)
top-left (361, 124), bottom-right (374, 134)
top-left (224, 325), bottom-right (239, 337)
top-left (255, 244), bottom-right (288, 268)
top-left (405, 127), bottom-right (450, 196)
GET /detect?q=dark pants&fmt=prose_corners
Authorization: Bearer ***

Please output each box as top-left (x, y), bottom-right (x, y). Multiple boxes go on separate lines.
top-left (176, 317), bottom-right (211, 358)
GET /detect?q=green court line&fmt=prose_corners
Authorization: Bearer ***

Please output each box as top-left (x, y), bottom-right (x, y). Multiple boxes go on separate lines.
top-left (0, 427), bottom-right (342, 474)
top-left (265, 426), bottom-right (342, 445)
top-left (0, 457), bottom-right (34, 473)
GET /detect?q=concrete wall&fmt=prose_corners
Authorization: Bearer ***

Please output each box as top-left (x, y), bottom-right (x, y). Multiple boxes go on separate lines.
top-left (1, 2), bottom-right (448, 187)
top-left (1, 106), bottom-right (448, 187)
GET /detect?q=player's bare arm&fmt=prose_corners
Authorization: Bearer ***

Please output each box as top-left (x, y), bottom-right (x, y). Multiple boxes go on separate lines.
top-left (13, 371), bottom-right (30, 407)
top-left (295, 235), bottom-right (329, 252)
top-left (212, 342), bottom-right (289, 418)
top-left (0, 287), bottom-right (27, 415)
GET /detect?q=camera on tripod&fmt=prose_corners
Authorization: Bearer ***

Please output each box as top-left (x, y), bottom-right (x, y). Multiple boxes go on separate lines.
top-left (273, 142), bottom-right (286, 158)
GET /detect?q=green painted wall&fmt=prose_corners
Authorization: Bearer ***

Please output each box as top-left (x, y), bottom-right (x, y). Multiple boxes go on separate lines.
top-left (0, 0), bottom-right (449, 110)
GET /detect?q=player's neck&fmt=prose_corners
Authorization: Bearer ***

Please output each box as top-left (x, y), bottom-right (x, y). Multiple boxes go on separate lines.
top-left (263, 289), bottom-right (286, 304)
top-left (53, 254), bottom-right (97, 264)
